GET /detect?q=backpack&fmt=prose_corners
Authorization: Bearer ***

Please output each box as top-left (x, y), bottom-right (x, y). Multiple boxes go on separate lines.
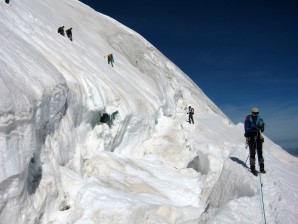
top-left (244, 115), bottom-right (264, 138)
top-left (189, 108), bottom-right (194, 114)
top-left (244, 115), bottom-right (253, 137)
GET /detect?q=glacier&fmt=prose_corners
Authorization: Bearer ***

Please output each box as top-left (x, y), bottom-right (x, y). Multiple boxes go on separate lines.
top-left (0, 0), bottom-right (298, 223)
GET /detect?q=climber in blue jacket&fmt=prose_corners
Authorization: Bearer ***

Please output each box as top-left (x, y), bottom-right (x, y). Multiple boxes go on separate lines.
top-left (244, 107), bottom-right (266, 175)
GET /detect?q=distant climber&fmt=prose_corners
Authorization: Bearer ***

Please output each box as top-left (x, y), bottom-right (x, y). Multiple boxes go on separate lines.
top-left (187, 106), bottom-right (194, 124)
top-left (66, 27), bottom-right (73, 41)
top-left (5, 0), bottom-right (10, 4)
top-left (57, 26), bottom-right (65, 36)
top-left (244, 107), bottom-right (266, 175)
top-left (107, 54), bottom-right (114, 67)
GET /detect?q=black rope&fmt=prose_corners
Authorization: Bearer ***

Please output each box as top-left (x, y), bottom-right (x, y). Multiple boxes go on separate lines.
top-left (245, 132), bottom-right (267, 224)
top-left (255, 131), bottom-right (267, 224)
top-left (259, 173), bottom-right (267, 224)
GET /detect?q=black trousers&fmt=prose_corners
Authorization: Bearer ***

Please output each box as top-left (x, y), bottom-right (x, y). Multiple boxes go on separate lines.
top-left (189, 114), bottom-right (194, 124)
top-left (248, 136), bottom-right (264, 168)
top-left (67, 34), bottom-right (72, 41)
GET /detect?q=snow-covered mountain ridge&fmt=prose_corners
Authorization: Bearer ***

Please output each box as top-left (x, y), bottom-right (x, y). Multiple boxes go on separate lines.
top-left (1, 0), bottom-right (298, 223)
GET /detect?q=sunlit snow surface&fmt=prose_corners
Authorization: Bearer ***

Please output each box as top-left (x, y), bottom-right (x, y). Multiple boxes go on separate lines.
top-left (1, 0), bottom-right (298, 223)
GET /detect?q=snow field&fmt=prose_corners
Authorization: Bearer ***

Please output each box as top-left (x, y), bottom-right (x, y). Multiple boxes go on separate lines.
top-left (1, 0), bottom-right (298, 223)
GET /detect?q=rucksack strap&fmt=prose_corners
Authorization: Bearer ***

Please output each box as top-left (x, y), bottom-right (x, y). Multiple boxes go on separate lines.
top-left (249, 115), bottom-right (261, 126)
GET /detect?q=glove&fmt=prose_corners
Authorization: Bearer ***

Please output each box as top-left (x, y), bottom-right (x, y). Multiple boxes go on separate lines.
top-left (258, 123), bottom-right (264, 129)
top-left (251, 127), bottom-right (258, 132)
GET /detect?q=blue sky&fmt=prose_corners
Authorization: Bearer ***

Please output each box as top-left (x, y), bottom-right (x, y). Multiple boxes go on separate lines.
top-left (80, 0), bottom-right (298, 152)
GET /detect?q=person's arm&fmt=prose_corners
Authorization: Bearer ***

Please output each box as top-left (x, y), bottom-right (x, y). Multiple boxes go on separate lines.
top-left (258, 118), bottom-right (265, 132)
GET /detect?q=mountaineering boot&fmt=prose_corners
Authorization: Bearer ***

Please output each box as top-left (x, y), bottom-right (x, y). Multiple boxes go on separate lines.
top-left (250, 165), bottom-right (258, 176)
top-left (260, 163), bottom-right (266, 174)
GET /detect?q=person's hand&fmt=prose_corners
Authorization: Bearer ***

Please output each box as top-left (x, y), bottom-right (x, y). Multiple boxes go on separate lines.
top-left (258, 123), bottom-right (264, 129)
top-left (252, 126), bottom-right (259, 131)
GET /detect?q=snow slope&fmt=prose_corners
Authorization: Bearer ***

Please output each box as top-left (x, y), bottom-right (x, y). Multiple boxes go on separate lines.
top-left (0, 0), bottom-right (298, 223)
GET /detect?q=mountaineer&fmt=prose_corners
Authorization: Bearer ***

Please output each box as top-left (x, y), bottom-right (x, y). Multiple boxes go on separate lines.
top-left (187, 106), bottom-right (194, 124)
top-left (107, 54), bottom-right (114, 67)
top-left (58, 26), bottom-right (65, 36)
top-left (244, 107), bottom-right (266, 175)
top-left (66, 27), bottom-right (73, 41)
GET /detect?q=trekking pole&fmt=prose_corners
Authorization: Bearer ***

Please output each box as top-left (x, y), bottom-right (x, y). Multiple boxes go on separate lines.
top-left (245, 153), bottom-right (250, 166)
